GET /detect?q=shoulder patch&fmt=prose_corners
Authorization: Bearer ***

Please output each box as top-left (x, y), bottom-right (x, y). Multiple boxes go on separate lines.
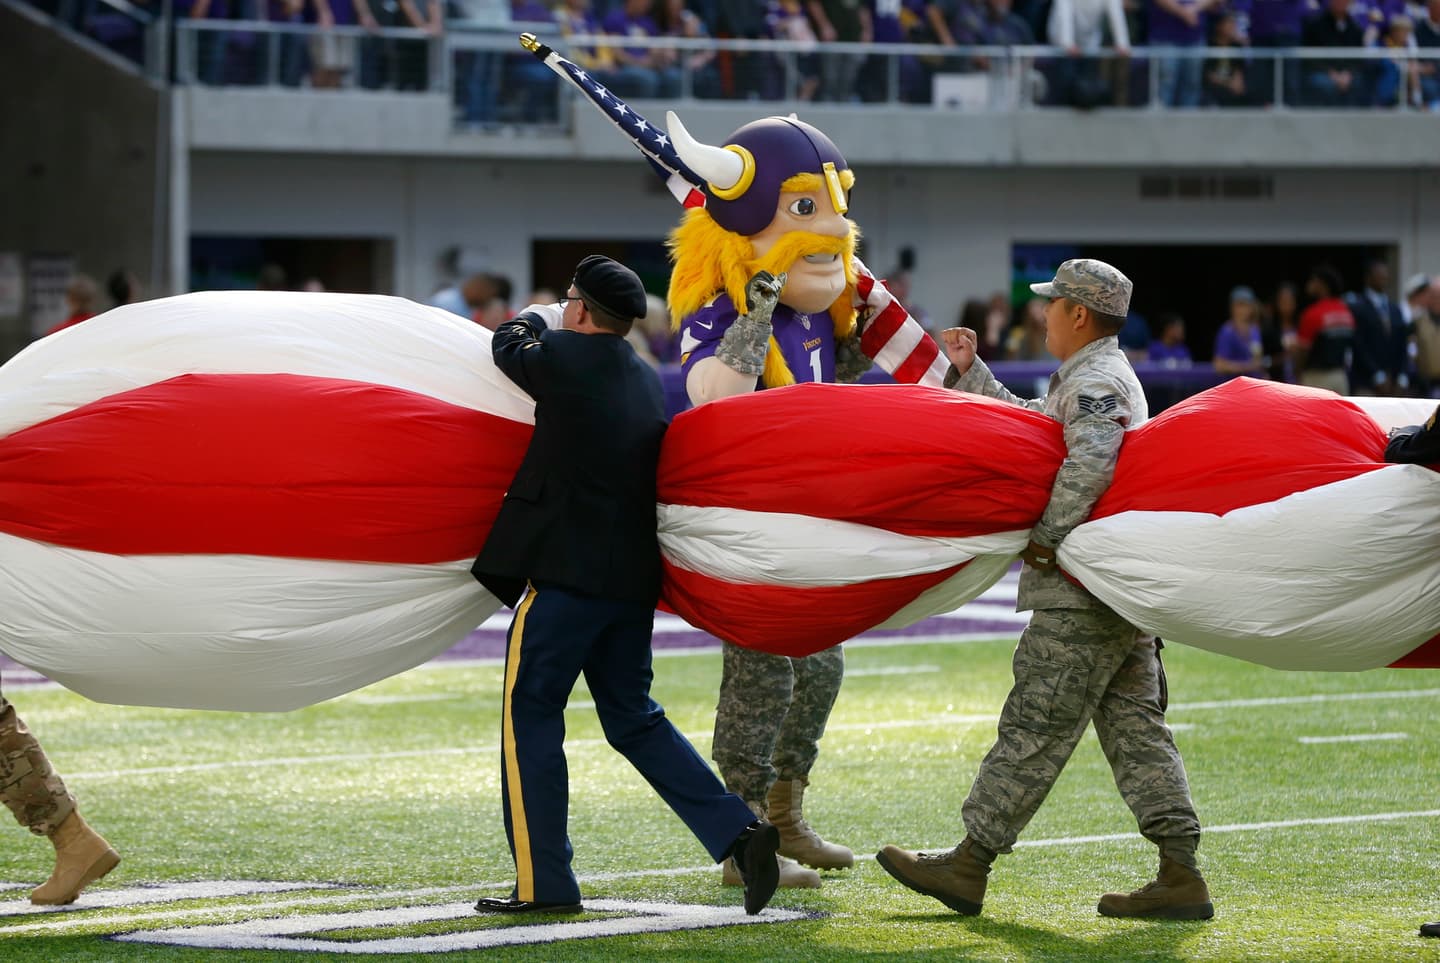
top-left (1077, 394), bottom-right (1121, 416)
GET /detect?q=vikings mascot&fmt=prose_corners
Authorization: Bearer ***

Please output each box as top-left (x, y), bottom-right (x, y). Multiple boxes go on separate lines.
top-left (664, 112), bottom-right (876, 890)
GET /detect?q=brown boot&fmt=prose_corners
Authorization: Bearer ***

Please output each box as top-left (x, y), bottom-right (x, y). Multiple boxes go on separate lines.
top-left (1097, 856), bottom-right (1214, 920)
top-left (31, 812), bottom-right (120, 905)
top-left (875, 838), bottom-right (991, 915)
top-left (766, 778), bottom-right (853, 870)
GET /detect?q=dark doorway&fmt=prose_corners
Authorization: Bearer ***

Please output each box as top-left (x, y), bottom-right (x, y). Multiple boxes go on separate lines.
top-left (1013, 242), bottom-right (1389, 361)
top-left (190, 237), bottom-right (395, 295)
top-left (531, 239), bottom-right (672, 302)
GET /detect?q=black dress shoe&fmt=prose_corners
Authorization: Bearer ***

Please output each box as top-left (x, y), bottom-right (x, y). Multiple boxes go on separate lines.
top-left (1421, 921), bottom-right (1440, 937)
top-left (730, 820), bottom-right (781, 915)
top-left (474, 897), bottom-right (583, 914)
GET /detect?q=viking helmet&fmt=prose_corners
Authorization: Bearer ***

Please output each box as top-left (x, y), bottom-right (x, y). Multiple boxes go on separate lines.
top-left (667, 111), bottom-right (850, 237)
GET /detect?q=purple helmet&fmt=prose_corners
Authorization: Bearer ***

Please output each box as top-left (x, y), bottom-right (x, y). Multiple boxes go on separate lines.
top-left (667, 112), bottom-right (850, 237)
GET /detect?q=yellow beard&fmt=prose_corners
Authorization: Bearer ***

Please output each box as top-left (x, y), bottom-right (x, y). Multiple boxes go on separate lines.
top-left (666, 208), bottom-right (861, 389)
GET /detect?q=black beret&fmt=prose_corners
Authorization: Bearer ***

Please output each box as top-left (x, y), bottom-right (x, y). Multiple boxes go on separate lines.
top-left (573, 255), bottom-right (647, 323)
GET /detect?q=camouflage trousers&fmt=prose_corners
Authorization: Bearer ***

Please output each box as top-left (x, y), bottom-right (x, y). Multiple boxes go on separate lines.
top-left (712, 642), bottom-right (844, 805)
top-left (0, 688), bottom-right (75, 837)
top-left (962, 605), bottom-right (1200, 861)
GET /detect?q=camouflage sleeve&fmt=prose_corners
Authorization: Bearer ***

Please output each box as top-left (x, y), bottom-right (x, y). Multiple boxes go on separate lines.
top-left (1031, 384), bottom-right (1131, 547)
top-left (944, 357), bottom-right (1046, 413)
top-left (834, 334), bottom-right (874, 383)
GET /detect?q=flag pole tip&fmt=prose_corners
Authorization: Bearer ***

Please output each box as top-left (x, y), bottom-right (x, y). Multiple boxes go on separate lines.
top-left (519, 33), bottom-right (541, 52)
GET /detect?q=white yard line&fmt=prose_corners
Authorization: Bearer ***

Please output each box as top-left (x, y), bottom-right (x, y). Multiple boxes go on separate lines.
top-left (1297, 732), bottom-right (1409, 744)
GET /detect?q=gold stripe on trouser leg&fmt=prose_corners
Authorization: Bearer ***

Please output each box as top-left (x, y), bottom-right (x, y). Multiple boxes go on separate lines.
top-left (502, 584), bottom-right (538, 902)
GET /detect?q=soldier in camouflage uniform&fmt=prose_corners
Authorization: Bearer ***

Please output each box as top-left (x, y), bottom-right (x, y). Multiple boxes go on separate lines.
top-left (1, 683), bottom-right (120, 904)
top-left (877, 259), bottom-right (1214, 921)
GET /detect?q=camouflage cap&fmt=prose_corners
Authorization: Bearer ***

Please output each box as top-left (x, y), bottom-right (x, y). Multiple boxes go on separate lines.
top-left (1030, 259), bottom-right (1133, 317)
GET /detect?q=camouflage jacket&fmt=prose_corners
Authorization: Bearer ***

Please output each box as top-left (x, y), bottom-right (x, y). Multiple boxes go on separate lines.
top-left (946, 335), bottom-right (1147, 610)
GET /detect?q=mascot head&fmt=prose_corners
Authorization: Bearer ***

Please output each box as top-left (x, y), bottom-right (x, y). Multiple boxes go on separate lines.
top-left (665, 112), bottom-right (861, 387)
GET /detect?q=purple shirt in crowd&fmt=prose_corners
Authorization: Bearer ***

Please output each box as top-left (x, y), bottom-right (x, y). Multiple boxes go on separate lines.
top-left (679, 294), bottom-right (837, 390)
top-left (868, 0), bottom-right (927, 43)
top-left (1238, 0), bottom-right (1307, 40)
top-left (1148, 0), bottom-right (1207, 44)
top-left (601, 8), bottom-right (662, 59)
top-left (1148, 340), bottom-right (1193, 364)
top-left (1213, 320), bottom-right (1262, 364)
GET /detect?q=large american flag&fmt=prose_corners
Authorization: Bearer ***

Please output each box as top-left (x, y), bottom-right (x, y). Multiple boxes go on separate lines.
top-left (522, 34), bottom-right (946, 387)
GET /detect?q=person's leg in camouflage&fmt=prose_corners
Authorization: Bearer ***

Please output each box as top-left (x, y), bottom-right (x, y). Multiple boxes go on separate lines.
top-left (1093, 633), bottom-right (1212, 920)
top-left (0, 689), bottom-right (119, 905)
top-left (767, 644), bottom-right (851, 869)
top-left (878, 607), bottom-right (1134, 914)
top-left (712, 643), bottom-right (820, 888)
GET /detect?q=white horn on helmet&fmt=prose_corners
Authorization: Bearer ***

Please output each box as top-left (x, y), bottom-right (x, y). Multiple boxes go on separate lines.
top-left (667, 111), bottom-right (747, 195)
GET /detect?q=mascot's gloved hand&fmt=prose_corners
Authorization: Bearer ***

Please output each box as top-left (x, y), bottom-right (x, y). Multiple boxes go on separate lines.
top-left (717, 270), bottom-right (787, 377)
top-left (834, 334), bottom-right (874, 383)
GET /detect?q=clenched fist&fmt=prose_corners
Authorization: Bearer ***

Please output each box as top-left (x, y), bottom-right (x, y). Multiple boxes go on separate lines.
top-left (743, 270), bottom-right (787, 320)
top-left (940, 326), bottom-right (979, 376)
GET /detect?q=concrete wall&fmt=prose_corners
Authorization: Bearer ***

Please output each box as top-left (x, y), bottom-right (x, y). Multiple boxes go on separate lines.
top-left (0, 2), bottom-right (164, 357)
top-left (189, 151), bottom-right (1440, 332)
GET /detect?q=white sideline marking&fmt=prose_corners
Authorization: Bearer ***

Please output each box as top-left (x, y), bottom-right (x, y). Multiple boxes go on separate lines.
top-left (1015, 809), bottom-right (1440, 849)
top-left (1297, 732), bottom-right (1409, 744)
top-left (846, 664), bottom-right (941, 677)
top-left (68, 686), bottom-right (1440, 782)
top-left (0, 881), bottom-right (336, 917)
top-left (112, 899), bottom-right (809, 954)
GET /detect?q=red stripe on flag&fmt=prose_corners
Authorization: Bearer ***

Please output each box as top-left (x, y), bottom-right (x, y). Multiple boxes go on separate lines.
top-left (661, 559), bottom-right (965, 657)
top-left (889, 335), bottom-right (942, 386)
top-left (0, 373), bottom-right (531, 563)
top-left (1387, 632), bottom-right (1440, 668)
top-left (859, 301), bottom-right (907, 359)
top-left (659, 383), bottom-right (1062, 537)
top-left (1090, 378), bottom-right (1388, 519)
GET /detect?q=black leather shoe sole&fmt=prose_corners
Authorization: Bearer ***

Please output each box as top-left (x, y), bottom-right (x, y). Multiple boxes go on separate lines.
top-left (474, 897), bottom-right (583, 914)
top-left (1420, 921), bottom-right (1440, 937)
top-left (874, 849), bottom-right (982, 916)
top-left (737, 822), bottom-right (781, 915)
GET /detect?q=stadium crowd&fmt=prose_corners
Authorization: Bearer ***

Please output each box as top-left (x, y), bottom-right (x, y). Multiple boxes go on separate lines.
top-left (28, 0), bottom-right (1440, 110)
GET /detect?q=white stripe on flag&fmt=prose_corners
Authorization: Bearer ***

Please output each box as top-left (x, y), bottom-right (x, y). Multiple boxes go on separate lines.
top-left (869, 314), bottom-right (927, 379)
top-left (658, 503), bottom-right (1026, 587)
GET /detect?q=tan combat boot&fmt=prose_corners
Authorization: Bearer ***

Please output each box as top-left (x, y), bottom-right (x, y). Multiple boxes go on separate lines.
top-left (875, 838), bottom-right (991, 915)
top-left (766, 778), bottom-right (853, 870)
top-left (31, 812), bottom-right (120, 905)
top-left (722, 800), bottom-right (822, 889)
top-left (1097, 856), bottom-right (1214, 920)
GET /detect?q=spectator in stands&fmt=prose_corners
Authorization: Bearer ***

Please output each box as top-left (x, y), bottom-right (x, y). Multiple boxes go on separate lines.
top-left (429, 272), bottom-right (499, 319)
top-left (1417, 0), bottom-right (1440, 109)
top-left (1148, 0), bottom-right (1217, 107)
top-left (1148, 311), bottom-right (1192, 365)
top-left (1406, 273), bottom-right (1440, 396)
top-left (1294, 264), bottom-right (1355, 393)
top-left (1005, 295), bottom-right (1050, 360)
top-left (1260, 279), bottom-right (1298, 381)
top-left (960, 298), bottom-right (1008, 360)
top-left (311, 0), bottom-right (368, 89)
top-left (807, 0), bottom-right (871, 102)
top-left (257, 262), bottom-right (290, 290)
top-left (559, 0), bottom-right (653, 99)
top-left (766, 0), bottom-right (823, 100)
top-left (450, 0), bottom-right (508, 126)
top-left (1301, 0), bottom-right (1369, 107)
top-left (394, 0), bottom-right (444, 90)
top-left (711, 0), bottom-right (772, 98)
top-left (1046, 0), bottom-right (1131, 108)
top-left (860, 0), bottom-right (932, 102)
top-left (657, 0), bottom-right (723, 98)
top-left (974, 0), bottom-right (1036, 105)
top-left (883, 257), bottom-right (936, 335)
top-left (269, 0), bottom-right (311, 86)
top-left (105, 269), bottom-right (143, 308)
top-left (46, 274), bottom-right (99, 336)
top-left (1245, 0), bottom-right (1307, 105)
top-left (1212, 285), bottom-right (1268, 377)
top-left (602, 0), bottom-right (676, 98)
top-left (505, 0), bottom-right (561, 120)
top-left (1372, 14), bottom-right (1422, 107)
top-left (1347, 258), bottom-right (1411, 395)
top-left (1203, 11), bottom-right (1253, 106)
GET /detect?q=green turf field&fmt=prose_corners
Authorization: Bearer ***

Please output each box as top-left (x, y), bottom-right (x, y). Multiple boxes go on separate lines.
top-left (3, 635), bottom-right (1438, 961)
